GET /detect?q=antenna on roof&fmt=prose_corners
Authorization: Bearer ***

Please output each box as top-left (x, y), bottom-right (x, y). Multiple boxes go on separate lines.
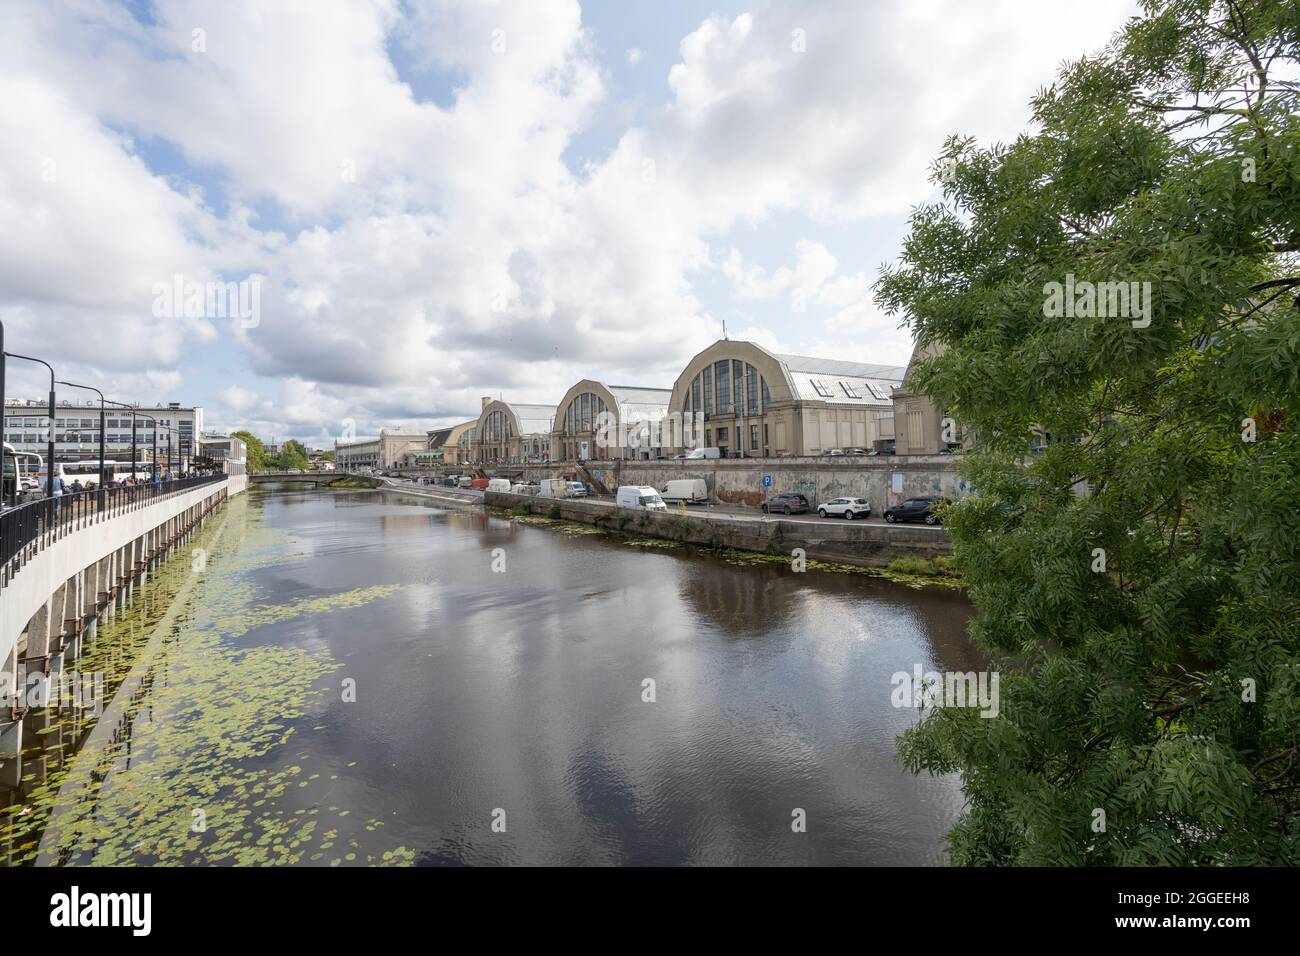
top-left (722, 320), bottom-right (728, 340)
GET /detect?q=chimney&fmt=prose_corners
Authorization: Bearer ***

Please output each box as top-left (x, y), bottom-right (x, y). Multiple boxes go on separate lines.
top-left (481, 396), bottom-right (491, 411)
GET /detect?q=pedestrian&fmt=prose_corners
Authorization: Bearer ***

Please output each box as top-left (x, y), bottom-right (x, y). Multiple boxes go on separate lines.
top-left (48, 470), bottom-right (65, 510)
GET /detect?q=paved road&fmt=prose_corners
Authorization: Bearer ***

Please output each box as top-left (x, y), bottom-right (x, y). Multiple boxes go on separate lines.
top-left (378, 477), bottom-right (947, 535)
top-left (572, 494), bottom-right (947, 532)
top-left (378, 477), bottom-right (483, 503)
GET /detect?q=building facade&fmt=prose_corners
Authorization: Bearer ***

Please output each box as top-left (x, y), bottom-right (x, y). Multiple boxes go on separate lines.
top-left (334, 429), bottom-right (429, 470)
top-left (195, 433), bottom-right (248, 475)
top-left (889, 340), bottom-right (951, 455)
top-left (3, 399), bottom-right (203, 466)
top-left (664, 341), bottom-right (904, 457)
top-left (441, 420), bottom-right (477, 466)
top-left (471, 397), bottom-right (556, 464)
top-left (553, 379), bottom-right (673, 461)
top-left (334, 437), bottom-right (379, 470)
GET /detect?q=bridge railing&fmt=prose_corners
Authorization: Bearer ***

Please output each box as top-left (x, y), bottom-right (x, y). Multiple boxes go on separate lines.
top-left (0, 475), bottom-right (225, 590)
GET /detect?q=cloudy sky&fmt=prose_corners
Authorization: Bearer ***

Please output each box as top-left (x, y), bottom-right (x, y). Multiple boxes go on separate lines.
top-left (1, 0), bottom-right (1137, 445)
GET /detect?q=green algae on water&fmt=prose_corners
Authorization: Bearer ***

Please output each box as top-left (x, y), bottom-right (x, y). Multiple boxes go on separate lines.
top-left (1, 494), bottom-right (416, 867)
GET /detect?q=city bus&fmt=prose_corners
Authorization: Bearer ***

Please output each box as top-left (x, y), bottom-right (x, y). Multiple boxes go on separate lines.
top-left (2, 445), bottom-right (46, 503)
top-left (3, 443), bottom-right (28, 501)
top-left (37, 460), bottom-right (150, 490)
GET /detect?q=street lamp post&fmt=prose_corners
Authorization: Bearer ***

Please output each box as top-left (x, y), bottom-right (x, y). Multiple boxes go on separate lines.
top-left (134, 413), bottom-right (158, 479)
top-left (100, 398), bottom-right (139, 484)
top-left (56, 380), bottom-right (107, 500)
top-left (3, 350), bottom-right (56, 497)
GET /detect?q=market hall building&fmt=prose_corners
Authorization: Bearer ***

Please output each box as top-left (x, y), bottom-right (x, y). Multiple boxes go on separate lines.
top-left (552, 379), bottom-right (673, 461)
top-left (664, 340), bottom-right (907, 457)
top-left (471, 397), bottom-right (557, 464)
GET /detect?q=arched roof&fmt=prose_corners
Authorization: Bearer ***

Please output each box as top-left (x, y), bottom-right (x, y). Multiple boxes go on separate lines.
top-left (444, 419), bottom-right (477, 446)
top-left (476, 399), bottom-right (555, 437)
top-left (669, 339), bottom-right (906, 411)
top-left (554, 379), bottom-right (671, 428)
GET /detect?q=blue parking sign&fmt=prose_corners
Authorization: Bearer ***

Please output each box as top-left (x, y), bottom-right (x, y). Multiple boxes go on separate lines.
top-left (762, 474), bottom-right (773, 488)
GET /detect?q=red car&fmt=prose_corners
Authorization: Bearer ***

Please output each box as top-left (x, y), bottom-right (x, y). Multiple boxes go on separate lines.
top-left (469, 478), bottom-right (490, 491)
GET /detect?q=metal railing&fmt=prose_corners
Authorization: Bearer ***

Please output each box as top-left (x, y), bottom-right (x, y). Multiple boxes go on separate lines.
top-left (0, 474), bottom-right (225, 590)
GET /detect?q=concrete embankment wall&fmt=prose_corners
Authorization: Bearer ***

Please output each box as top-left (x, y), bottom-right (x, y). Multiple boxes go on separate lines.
top-left (1, 479), bottom-right (235, 770)
top-left (427, 455), bottom-right (969, 509)
top-left (483, 490), bottom-right (950, 568)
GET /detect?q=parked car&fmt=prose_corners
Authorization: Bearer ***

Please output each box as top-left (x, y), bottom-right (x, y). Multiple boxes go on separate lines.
top-left (457, 476), bottom-right (473, 488)
top-left (883, 496), bottom-right (947, 525)
top-left (817, 497), bottom-right (872, 519)
top-left (842, 447), bottom-right (869, 456)
top-left (486, 478), bottom-right (512, 493)
top-left (566, 481), bottom-right (589, 497)
top-left (684, 447), bottom-right (721, 459)
top-left (821, 449), bottom-right (844, 457)
top-left (661, 479), bottom-right (708, 503)
top-left (615, 485), bottom-right (668, 512)
top-left (762, 493), bottom-right (810, 515)
top-left (469, 478), bottom-right (490, 491)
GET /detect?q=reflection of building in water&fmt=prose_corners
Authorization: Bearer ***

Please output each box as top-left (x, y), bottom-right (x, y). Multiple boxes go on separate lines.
top-left (676, 559), bottom-right (800, 636)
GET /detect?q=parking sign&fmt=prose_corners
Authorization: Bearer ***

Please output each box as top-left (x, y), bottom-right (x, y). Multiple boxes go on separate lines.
top-left (762, 474), bottom-right (773, 488)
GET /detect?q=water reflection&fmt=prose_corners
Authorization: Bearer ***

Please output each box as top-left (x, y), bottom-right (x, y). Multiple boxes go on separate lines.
top-left (8, 487), bottom-right (982, 866)
top-left (247, 489), bottom-right (979, 865)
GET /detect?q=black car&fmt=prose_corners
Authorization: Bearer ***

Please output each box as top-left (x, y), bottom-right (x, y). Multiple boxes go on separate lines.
top-left (762, 492), bottom-right (810, 515)
top-left (883, 495), bottom-right (947, 525)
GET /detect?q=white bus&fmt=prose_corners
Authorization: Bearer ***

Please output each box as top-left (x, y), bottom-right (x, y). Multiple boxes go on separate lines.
top-left (3, 443), bottom-right (38, 500)
top-left (42, 460), bottom-right (150, 489)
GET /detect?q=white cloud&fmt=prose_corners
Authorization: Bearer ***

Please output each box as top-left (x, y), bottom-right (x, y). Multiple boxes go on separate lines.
top-left (0, 0), bottom-right (1138, 442)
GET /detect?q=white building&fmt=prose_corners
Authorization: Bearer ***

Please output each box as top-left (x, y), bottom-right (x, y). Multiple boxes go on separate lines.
top-left (3, 399), bottom-right (204, 465)
top-left (335, 429), bottom-right (429, 470)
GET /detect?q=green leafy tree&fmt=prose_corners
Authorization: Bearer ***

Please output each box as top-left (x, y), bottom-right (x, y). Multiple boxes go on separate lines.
top-left (231, 431), bottom-right (270, 473)
top-left (877, 0), bottom-right (1299, 864)
top-left (273, 439), bottom-right (310, 470)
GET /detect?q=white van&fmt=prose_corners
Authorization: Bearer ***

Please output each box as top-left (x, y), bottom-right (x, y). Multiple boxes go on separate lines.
top-left (684, 447), bottom-right (721, 459)
top-left (537, 478), bottom-right (568, 498)
top-left (616, 485), bottom-right (667, 512)
top-left (661, 479), bottom-right (708, 504)
top-left (486, 478), bottom-right (512, 493)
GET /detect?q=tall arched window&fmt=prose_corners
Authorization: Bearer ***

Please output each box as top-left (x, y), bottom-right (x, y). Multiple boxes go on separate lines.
top-left (561, 392), bottom-right (608, 436)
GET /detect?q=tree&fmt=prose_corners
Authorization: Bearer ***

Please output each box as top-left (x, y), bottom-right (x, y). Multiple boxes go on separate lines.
top-left (273, 439), bottom-right (309, 470)
top-left (876, 0), bottom-right (1299, 864)
top-left (231, 430), bottom-right (271, 473)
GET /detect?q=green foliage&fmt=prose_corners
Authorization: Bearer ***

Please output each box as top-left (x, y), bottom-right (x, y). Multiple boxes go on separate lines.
top-left (231, 434), bottom-right (309, 472)
top-left (547, 503), bottom-right (562, 520)
top-left (273, 439), bottom-right (309, 471)
top-left (232, 430), bottom-right (270, 473)
top-left (886, 556), bottom-right (950, 577)
top-left (878, 0), bottom-right (1300, 865)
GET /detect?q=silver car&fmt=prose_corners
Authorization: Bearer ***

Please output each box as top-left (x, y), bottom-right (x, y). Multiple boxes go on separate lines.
top-left (817, 497), bottom-right (871, 519)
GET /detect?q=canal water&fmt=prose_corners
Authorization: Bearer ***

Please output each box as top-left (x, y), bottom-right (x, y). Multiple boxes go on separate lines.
top-left (3, 487), bottom-right (980, 866)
